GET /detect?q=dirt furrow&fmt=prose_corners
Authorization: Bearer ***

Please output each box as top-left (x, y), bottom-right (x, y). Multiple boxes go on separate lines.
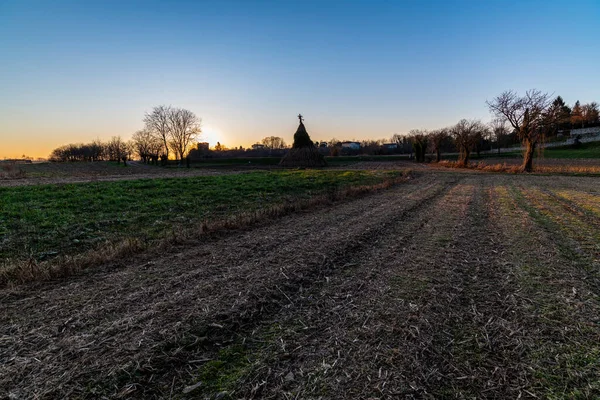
top-left (186, 178), bottom-right (469, 399)
top-left (514, 185), bottom-right (600, 293)
top-left (199, 178), bottom-right (523, 399)
top-left (230, 176), bottom-right (566, 399)
top-left (4, 172), bottom-right (599, 399)
top-left (492, 182), bottom-right (600, 398)
top-left (417, 179), bottom-right (529, 397)
top-left (1, 174), bottom-right (459, 398)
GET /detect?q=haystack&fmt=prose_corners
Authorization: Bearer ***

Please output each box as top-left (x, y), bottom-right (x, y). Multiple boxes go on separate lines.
top-left (280, 115), bottom-right (327, 167)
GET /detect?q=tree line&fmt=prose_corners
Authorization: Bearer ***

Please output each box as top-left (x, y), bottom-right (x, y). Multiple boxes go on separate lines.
top-left (49, 136), bottom-right (131, 163)
top-left (301, 92), bottom-right (597, 172)
top-left (50, 94), bottom-right (598, 172)
top-left (401, 92), bottom-right (599, 172)
top-left (50, 106), bottom-right (201, 164)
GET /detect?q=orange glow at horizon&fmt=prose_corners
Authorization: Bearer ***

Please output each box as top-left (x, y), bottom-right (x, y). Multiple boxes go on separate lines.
top-left (2, 119), bottom-right (396, 159)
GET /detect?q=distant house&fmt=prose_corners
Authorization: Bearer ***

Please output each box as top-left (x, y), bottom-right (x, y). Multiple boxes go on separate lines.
top-left (382, 143), bottom-right (399, 150)
top-left (341, 141), bottom-right (360, 150)
top-left (251, 144), bottom-right (266, 150)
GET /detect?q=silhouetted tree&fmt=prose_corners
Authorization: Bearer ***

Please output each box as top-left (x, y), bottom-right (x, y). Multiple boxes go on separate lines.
top-left (409, 130), bottom-right (428, 163)
top-left (474, 124), bottom-right (490, 157)
top-left (429, 128), bottom-right (449, 162)
top-left (214, 142), bottom-right (226, 151)
top-left (89, 139), bottom-right (106, 161)
top-left (132, 129), bottom-right (162, 163)
top-left (488, 90), bottom-right (553, 172)
top-left (361, 139), bottom-right (384, 155)
top-left (144, 105), bottom-right (172, 160)
top-left (261, 136), bottom-right (287, 149)
top-left (168, 107), bottom-right (201, 162)
top-left (452, 119), bottom-right (485, 166)
top-left (391, 133), bottom-right (413, 155)
top-left (106, 136), bottom-right (129, 163)
top-left (489, 119), bottom-right (510, 153)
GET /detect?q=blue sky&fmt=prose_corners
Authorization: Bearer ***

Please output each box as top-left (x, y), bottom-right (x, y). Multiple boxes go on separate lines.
top-left (1, 0), bottom-right (599, 157)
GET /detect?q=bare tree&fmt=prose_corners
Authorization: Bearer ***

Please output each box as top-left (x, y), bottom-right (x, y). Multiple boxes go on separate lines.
top-left (474, 124), bottom-right (491, 158)
top-left (391, 133), bottom-right (412, 155)
top-left (429, 128), bottom-right (450, 162)
top-left (489, 119), bottom-right (510, 154)
top-left (361, 139), bottom-right (384, 155)
top-left (168, 108), bottom-right (201, 162)
top-left (452, 119), bottom-right (485, 166)
top-left (89, 139), bottom-right (106, 161)
top-left (408, 129), bottom-right (428, 162)
top-left (487, 90), bottom-right (552, 172)
top-left (261, 136), bottom-right (287, 149)
top-left (106, 136), bottom-right (129, 164)
top-left (144, 105), bottom-right (172, 160)
top-left (132, 129), bottom-right (162, 163)
top-left (391, 134), bottom-right (403, 147)
top-left (582, 102), bottom-right (600, 127)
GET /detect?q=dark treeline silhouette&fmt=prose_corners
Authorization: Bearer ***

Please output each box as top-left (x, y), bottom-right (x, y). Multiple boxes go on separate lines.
top-left (50, 105), bottom-right (201, 165)
top-left (49, 95), bottom-right (598, 173)
top-left (49, 137), bottom-right (130, 164)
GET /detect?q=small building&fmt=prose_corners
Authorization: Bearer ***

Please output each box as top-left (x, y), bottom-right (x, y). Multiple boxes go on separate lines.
top-left (382, 143), bottom-right (399, 150)
top-left (251, 144), bottom-right (265, 150)
top-left (197, 142), bottom-right (209, 151)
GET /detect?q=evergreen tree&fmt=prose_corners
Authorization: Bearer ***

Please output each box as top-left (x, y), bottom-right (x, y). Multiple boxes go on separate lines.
top-left (571, 100), bottom-right (584, 128)
top-left (547, 96), bottom-right (572, 134)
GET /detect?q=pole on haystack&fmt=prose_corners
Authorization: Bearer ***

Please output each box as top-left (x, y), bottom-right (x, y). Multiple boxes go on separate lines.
top-left (279, 114), bottom-right (327, 167)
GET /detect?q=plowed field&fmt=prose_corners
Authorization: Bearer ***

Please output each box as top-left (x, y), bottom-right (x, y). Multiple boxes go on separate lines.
top-left (3, 171), bottom-right (600, 398)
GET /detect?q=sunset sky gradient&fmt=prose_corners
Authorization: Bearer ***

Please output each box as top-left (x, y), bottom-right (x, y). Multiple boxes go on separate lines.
top-left (1, 0), bottom-right (599, 158)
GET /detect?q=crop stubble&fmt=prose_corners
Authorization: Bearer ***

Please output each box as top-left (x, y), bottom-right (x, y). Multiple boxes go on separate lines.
top-left (2, 171), bottom-right (600, 398)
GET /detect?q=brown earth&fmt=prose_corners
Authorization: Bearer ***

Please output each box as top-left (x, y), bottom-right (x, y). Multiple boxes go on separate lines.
top-left (2, 171), bottom-right (600, 399)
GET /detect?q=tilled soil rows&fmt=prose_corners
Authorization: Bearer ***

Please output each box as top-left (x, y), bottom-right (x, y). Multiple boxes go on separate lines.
top-left (2, 171), bottom-right (600, 399)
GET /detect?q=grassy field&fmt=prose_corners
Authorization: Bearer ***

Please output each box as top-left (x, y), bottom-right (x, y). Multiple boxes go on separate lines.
top-left (3, 169), bottom-right (600, 398)
top-left (0, 169), bottom-right (405, 283)
top-left (4, 160), bottom-right (143, 178)
top-left (475, 140), bottom-right (600, 160)
top-left (542, 140), bottom-right (600, 158)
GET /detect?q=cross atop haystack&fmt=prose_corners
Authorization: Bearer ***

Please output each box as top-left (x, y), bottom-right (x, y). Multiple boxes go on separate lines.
top-left (280, 115), bottom-right (327, 167)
